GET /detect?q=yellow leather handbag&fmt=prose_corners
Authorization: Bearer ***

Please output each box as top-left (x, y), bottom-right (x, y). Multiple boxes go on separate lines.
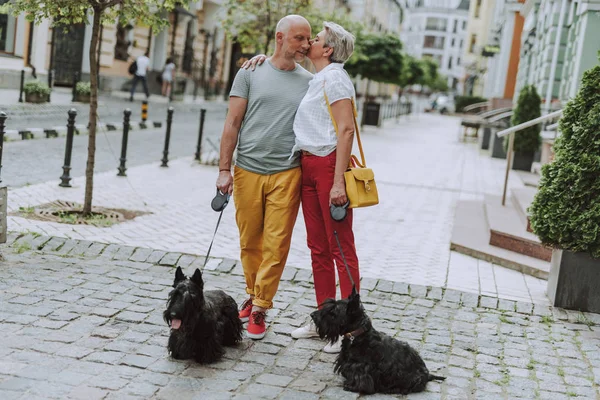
top-left (325, 91), bottom-right (379, 209)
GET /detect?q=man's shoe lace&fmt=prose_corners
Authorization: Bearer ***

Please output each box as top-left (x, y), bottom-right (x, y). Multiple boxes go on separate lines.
top-left (251, 311), bottom-right (265, 324)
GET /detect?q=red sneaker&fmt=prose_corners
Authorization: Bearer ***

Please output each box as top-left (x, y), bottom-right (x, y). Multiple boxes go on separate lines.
top-left (239, 298), bottom-right (253, 322)
top-left (247, 311), bottom-right (266, 340)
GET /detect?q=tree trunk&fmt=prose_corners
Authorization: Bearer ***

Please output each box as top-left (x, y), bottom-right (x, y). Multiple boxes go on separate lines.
top-left (83, 7), bottom-right (102, 216)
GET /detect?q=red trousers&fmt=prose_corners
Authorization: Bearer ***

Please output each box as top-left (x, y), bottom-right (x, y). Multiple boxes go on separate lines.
top-left (301, 151), bottom-right (360, 308)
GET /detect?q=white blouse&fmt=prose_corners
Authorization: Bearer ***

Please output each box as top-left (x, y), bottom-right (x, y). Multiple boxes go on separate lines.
top-left (292, 63), bottom-right (356, 157)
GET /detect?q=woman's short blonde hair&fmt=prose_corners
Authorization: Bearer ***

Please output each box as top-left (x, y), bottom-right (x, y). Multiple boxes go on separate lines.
top-left (323, 21), bottom-right (355, 63)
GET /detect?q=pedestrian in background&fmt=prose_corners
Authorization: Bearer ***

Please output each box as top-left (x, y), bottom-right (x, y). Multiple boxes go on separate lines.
top-left (161, 57), bottom-right (176, 98)
top-left (129, 51), bottom-right (150, 102)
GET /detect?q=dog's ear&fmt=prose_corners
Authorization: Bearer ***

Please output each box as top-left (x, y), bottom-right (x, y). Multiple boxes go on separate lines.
top-left (347, 286), bottom-right (360, 313)
top-left (174, 266), bottom-right (186, 286)
top-left (190, 268), bottom-right (204, 289)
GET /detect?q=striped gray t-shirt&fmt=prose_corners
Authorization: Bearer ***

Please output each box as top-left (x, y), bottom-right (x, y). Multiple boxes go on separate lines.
top-left (230, 60), bottom-right (312, 175)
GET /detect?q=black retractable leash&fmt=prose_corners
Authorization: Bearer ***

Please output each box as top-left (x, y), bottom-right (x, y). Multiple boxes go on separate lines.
top-left (330, 200), bottom-right (354, 286)
top-left (203, 189), bottom-right (230, 268)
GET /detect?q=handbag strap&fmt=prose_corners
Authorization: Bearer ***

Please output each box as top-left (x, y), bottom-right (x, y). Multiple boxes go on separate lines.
top-left (324, 88), bottom-right (367, 168)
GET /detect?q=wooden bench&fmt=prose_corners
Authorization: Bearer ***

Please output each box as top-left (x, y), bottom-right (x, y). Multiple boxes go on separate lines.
top-left (460, 107), bottom-right (512, 142)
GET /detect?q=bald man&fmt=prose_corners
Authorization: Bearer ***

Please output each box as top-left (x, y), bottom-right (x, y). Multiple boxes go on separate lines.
top-left (216, 15), bottom-right (312, 339)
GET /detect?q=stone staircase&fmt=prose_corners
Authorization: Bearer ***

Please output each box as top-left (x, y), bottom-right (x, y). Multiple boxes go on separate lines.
top-left (450, 171), bottom-right (551, 279)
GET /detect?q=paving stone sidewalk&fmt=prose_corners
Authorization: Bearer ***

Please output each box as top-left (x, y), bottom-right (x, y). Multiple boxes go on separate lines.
top-left (1, 235), bottom-right (600, 399)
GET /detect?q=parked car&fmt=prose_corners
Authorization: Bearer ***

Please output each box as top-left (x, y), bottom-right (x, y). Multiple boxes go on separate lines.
top-left (427, 94), bottom-right (456, 114)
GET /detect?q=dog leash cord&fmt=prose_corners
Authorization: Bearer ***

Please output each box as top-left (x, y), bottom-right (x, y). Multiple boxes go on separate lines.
top-left (333, 230), bottom-right (355, 287)
top-left (203, 209), bottom-right (225, 269)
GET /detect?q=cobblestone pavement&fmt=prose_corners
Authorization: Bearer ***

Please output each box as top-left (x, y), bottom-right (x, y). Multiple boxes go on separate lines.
top-left (6, 113), bottom-right (549, 304)
top-left (2, 108), bottom-right (226, 188)
top-left (1, 236), bottom-right (599, 400)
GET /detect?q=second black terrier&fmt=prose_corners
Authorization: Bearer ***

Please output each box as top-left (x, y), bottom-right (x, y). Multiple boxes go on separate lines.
top-left (163, 267), bottom-right (243, 364)
top-left (311, 288), bottom-right (445, 394)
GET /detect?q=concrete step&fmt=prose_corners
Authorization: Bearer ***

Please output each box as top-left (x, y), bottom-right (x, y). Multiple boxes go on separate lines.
top-left (450, 199), bottom-right (550, 279)
top-left (485, 195), bottom-right (552, 262)
top-left (510, 187), bottom-right (537, 231)
top-left (516, 170), bottom-right (541, 188)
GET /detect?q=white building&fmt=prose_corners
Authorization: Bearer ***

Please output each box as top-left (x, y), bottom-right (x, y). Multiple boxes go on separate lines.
top-left (401, 0), bottom-right (470, 93)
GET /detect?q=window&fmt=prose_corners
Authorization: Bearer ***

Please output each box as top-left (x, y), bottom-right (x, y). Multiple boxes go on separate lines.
top-left (453, 20), bottom-right (458, 33)
top-left (462, 20), bottom-right (467, 30)
top-left (451, 38), bottom-right (455, 47)
top-left (457, 57), bottom-right (461, 65)
top-left (0, 8), bottom-right (16, 53)
top-left (114, 24), bottom-right (132, 61)
top-left (475, 0), bottom-right (482, 18)
top-left (448, 56), bottom-right (453, 69)
top-left (426, 17), bottom-right (447, 31)
top-left (422, 53), bottom-right (443, 66)
top-left (469, 34), bottom-right (477, 53)
top-left (460, 39), bottom-right (464, 48)
top-left (423, 35), bottom-right (445, 50)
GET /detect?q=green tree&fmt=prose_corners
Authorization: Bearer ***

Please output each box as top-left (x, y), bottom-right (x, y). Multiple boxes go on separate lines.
top-left (529, 64), bottom-right (600, 258)
top-left (222, 0), bottom-right (311, 54)
top-left (506, 85), bottom-right (542, 153)
top-left (399, 55), bottom-right (426, 87)
top-left (345, 33), bottom-right (404, 85)
top-left (11, 0), bottom-right (189, 215)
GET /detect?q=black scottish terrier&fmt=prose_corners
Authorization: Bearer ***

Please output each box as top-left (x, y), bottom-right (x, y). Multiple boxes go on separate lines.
top-left (163, 267), bottom-right (243, 364)
top-left (311, 288), bottom-right (445, 395)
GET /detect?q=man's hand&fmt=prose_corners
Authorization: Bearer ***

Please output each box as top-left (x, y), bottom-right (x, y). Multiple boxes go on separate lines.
top-left (216, 171), bottom-right (233, 195)
top-left (330, 181), bottom-right (348, 206)
top-left (241, 55), bottom-right (267, 70)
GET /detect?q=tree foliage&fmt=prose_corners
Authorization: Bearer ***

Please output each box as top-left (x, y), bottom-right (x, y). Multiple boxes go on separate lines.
top-left (529, 64), bottom-right (600, 258)
top-left (222, 0), bottom-right (311, 54)
top-left (345, 33), bottom-right (404, 85)
top-left (10, 0), bottom-right (189, 214)
top-left (506, 85), bottom-right (542, 153)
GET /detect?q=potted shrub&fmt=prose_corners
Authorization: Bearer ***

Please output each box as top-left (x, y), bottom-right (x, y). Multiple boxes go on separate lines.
top-left (23, 80), bottom-right (50, 103)
top-left (505, 85), bottom-right (542, 171)
top-left (529, 63), bottom-right (600, 313)
top-left (75, 82), bottom-right (91, 103)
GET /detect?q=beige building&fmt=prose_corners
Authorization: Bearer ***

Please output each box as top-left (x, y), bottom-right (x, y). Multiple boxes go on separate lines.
top-left (1, 0), bottom-right (231, 99)
top-left (462, 0), bottom-right (497, 96)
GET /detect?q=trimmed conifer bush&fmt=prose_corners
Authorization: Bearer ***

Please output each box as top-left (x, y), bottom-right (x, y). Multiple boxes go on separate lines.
top-left (529, 64), bottom-right (600, 258)
top-left (506, 85), bottom-right (542, 153)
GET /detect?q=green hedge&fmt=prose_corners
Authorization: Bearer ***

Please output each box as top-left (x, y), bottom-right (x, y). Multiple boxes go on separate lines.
top-left (23, 80), bottom-right (51, 96)
top-left (455, 96), bottom-right (487, 113)
top-left (529, 64), bottom-right (600, 258)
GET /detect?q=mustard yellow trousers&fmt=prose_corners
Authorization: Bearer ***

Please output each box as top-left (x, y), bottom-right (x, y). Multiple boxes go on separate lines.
top-left (233, 166), bottom-right (302, 309)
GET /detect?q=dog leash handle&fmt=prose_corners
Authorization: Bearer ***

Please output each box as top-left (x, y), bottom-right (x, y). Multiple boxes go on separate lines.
top-left (333, 230), bottom-right (355, 288)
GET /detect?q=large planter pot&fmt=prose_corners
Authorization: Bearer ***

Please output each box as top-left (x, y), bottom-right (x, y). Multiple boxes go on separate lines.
top-left (479, 126), bottom-right (491, 150)
top-left (512, 151), bottom-right (535, 171)
top-left (362, 102), bottom-right (381, 127)
top-left (547, 249), bottom-right (600, 313)
top-left (489, 127), bottom-right (507, 159)
top-left (75, 94), bottom-right (91, 103)
top-left (25, 92), bottom-right (48, 104)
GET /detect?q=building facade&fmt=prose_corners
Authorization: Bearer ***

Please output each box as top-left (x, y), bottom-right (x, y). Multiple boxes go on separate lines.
top-left (480, 0), bottom-right (525, 101)
top-left (0, 0), bottom-right (231, 98)
top-left (462, 0), bottom-right (497, 96)
top-left (401, 0), bottom-right (470, 93)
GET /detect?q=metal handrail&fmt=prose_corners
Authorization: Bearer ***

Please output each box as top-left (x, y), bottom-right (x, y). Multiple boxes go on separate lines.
top-left (496, 109), bottom-right (563, 137)
top-left (497, 109), bottom-right (563, 206)
top-left (463, 101), bottom-right (490, 113)
top-left (487, 111), bottom-right (513, 123)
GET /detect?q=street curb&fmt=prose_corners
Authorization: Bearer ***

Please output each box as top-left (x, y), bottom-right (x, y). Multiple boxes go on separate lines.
top-left (2, 231), bottom-right (573, 321)
top-left (5, 120), bottom-right (163, 142)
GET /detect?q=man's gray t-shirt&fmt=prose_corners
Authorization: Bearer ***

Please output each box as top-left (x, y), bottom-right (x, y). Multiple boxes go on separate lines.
top-left (230, 60), bottom-right (312, 175)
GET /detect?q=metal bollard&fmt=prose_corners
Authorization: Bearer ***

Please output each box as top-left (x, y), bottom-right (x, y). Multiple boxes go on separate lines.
top-left (47, 70), bottom-right (53, 102)
top-left (161, 107), bottom-right (174, 167)
top-left (194, 108), bottom-right (206, 161)
top-left (59, 109), bottom-right (77, 187)
top-left (71, 71), bottom-right (79, 102)
top-left (18, 70), bottom-right (25, 103)
top-left (118, 109), bottom-right (131, 176)
top-left (141, 100), bottom-right (148, 122)
top-left (0, 111), bottom-right (6, 183)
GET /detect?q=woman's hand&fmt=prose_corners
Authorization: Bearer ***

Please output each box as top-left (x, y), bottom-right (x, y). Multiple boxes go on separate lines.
top-left (330, 181), bottom-right (348, 206)
top-left (241, 54), bottom-right (267, 70)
